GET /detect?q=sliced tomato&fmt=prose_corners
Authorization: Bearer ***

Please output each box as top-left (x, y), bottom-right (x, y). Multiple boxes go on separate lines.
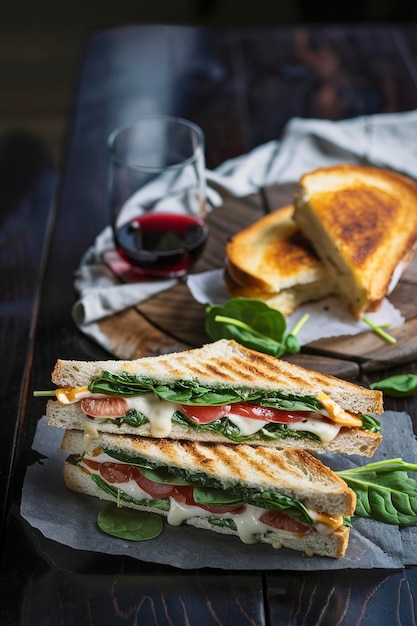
top-left (259, 510), bottom-right (310, 534)
top-left (81, 397), bottom-right (129, 418)
top-left (98, 462), bottom-right (136, 484)
top-left (231, 404), bottom-right (307, 422)
top-left (180, 402), bottom-right (307, 424)
top-left (180, 404), bottom-right (232, 423)
top-left (172, 486), bottom-right (245, 514)
top-left (133, 470), bottom-right (182, 499)
top-left (85, 458), bottom-right (247, 513)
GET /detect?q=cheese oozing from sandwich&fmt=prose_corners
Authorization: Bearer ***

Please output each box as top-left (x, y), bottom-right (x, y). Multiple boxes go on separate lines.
top-left (77, 451), bottom-right (344, 542)
top-left (54, 386), bottom-right (365, 443)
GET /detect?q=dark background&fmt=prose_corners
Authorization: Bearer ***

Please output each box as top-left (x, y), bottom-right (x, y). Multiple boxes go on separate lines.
top-left (2, 0), bottom-right (417, 167)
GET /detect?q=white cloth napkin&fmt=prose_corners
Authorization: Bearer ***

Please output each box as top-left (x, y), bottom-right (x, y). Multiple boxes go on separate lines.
top-left (73, 109), bottom-right (417, 350)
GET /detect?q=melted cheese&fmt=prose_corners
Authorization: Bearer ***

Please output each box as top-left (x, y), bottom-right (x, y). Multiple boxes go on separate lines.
top-left (82, 453), bottom-right (343, 540)
top-left (226, 413), bottom-right (269, 435)
top-left (57, 386), bottom-right (359, 441)
top-left (285, 418), bottom-right (341, 442)
top-left (316, 393), bottom-right (363, 427)
top-left (56, 386), bottom-right (91, 403)
top-left (83, 422), bottom-right (100, 448)
top-left (307, 509), bottom-right (344, 535)
top-left (81, 459), bottom-right (152, 501)
top-left (124, 395), bottom-right (180, 437)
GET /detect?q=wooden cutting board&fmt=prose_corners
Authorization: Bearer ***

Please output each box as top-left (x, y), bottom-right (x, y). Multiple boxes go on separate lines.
top-left (97, 185), bottom-right (417, 380)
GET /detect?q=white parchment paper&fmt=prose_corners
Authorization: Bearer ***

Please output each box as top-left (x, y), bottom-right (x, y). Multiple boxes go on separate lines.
top-left (20, 411), bottom-right (417, 570)
top-left (186, 269), bottom-right (405, 345)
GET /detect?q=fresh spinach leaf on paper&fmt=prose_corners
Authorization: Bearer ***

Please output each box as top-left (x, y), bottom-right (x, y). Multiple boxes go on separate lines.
top-left (370, 374), bottom-right (417, 397)
top-left (337, 458), bottom-right (417, 526)
top-left (98, 503), bottom-right (164, 541)
top-left (205, 297), bottom-right (308, 358)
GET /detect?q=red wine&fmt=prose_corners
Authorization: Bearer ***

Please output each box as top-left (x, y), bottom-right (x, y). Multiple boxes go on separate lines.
top-left (114, 212), bottom-right (209, 277)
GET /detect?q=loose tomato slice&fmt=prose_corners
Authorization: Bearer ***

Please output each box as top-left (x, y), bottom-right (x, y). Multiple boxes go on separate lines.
top-left (81, 397), bottom-right (129, 418)
top-left (259, 510), bottom-right (310, 534)
top-left (180, 402), bottom-right (306, 424)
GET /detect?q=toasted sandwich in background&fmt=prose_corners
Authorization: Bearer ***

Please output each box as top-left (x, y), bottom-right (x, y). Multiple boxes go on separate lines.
top-left (294, 164), bottom-right (417, 320)
top-left (224, 206), bottom-right (335, 316)
top-left (46, 339), bottom-right (383, 457)
top-left (61, 429), bottom-right (356, 558)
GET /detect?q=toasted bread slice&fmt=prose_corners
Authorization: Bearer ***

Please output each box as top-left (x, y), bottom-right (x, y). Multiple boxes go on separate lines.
top-left (48, 340), bottom-right (383, 457)
top-left (224, 264), bottom-right (333, 317)
top-left (225, 206), bottom-right (330, 293)
top-left (51, 339), bottom-right (383, 417)
top-left (294, 164), bottom-right (417, 319)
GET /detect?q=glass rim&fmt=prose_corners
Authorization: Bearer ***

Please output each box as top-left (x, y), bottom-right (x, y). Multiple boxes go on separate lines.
top-left (107, 114), bottom-right (205, 172)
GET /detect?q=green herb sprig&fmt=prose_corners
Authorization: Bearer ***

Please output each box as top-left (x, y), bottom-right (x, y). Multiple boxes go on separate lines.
top-left (363, 318), bottom-right (397, 344)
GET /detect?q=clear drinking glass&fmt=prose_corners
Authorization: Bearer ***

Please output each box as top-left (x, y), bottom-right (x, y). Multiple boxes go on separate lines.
top-left (107, 115), bottom-right (208, 278)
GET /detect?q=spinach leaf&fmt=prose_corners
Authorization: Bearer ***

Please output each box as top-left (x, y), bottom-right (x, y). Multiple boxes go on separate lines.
top-left (194, 487), bottom-right (314, 525)
top-left (370, 374), bottom-right (417, 397)
top-left (97, 409), bottom-right (148, 428)
top-left (89, 473), bottom-right (170, 511)
top-left (205, 297), bottom-right (307, 357)
top-left (207, 517), bottom-right (238, 531)
top-left (171, 411), bottom-right (321, 443)
top-left (247, 491), bottom-right (314, 525)
top-left (100, 447), bottom-right (315, 525)
top-left (139, 466), bottom-right (190, 485)
top-left (89, 375), bottom-right (262, 405)
top-left (98, 503), bottom-right (164, 541)
top-left (193, 486), bottom-right (243, 506)
top-left (337, 458), bottom-right (417, 526)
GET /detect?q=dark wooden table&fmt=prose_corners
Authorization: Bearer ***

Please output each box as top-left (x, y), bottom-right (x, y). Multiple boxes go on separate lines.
top-left (2, 22), bottom-right (417, 625)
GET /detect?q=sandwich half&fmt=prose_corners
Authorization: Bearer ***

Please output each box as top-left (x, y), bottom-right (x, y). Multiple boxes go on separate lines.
top-left (225, 206), bottom-right (334, 315)
top-left (46, 339), bottom-right (383, 456)
top-left (294, 164), bottom-right (417, 319)
top-left (61, 429), bottom-right (356, 558)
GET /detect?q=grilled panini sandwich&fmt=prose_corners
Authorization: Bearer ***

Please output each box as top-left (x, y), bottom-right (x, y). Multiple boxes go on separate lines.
top-left (61, 429), bottom-right (356, 558)
top-left (225, 206), bottom-right (334, 316)
top-left (46, 339), bottom-right (383, 456)
top-left (294, 164), bottom-right (417, 319)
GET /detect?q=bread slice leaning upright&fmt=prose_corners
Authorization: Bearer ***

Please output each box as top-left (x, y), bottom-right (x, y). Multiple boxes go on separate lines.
top-left (294, 164), bottom-right (417, 319)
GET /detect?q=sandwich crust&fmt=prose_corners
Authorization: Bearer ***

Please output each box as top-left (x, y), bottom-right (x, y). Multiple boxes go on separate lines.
top-left (294, 164), bottom-right (417, 318)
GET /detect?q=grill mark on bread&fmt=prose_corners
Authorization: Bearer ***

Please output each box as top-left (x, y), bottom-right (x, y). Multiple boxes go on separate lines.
top-left (113, 436), bottom-right (321, 487)
top-left (51, 339), bottom-right (383, 416)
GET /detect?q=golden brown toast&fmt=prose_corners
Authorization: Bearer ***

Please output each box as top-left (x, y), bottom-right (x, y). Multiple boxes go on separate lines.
top-left (294, 164), bottom-right (417, 319)
top-left (224, 206), bottom-right (334, 313)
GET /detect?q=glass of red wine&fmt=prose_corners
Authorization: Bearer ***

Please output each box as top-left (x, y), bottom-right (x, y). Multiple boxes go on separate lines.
top-left (107, 115), bottom-right (208, 279)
